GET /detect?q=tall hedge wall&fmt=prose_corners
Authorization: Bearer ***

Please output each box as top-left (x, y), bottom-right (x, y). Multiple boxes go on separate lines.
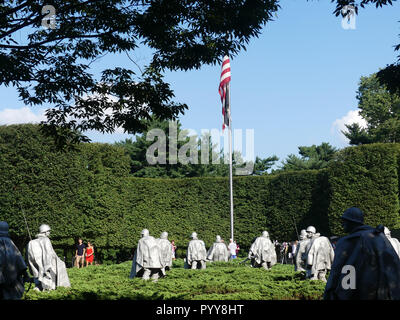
top-left (1, 124), bottom-right (400, 260)
top-left (326, 143), bottom-right (400, 235)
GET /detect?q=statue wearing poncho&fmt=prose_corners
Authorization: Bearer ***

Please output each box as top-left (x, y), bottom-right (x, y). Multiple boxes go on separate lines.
top-left (130, 229), bottom-right (165, 280)
top-left (27, 224), bottom-right (70, 291)
top-left (185, 232), bottom-right (207, 269)
top-left (384, 226), bottom-right (400, 259)
top-left (303, 226), bottom-right (334, 282)
top-left (207, 235), bottom-right (229, 262)
top-left (324, 207), bottom-right (400, 300)
top-left (0, 221), bottom-right (29, 300)
top-left (248, 231), bottom-right (277, 270)
top-left (157, 231), bottom-right (173, 271)
top-left (294, 229), bottom-right (309, 272)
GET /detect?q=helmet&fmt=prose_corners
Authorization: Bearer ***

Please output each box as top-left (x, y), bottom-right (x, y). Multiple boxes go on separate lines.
top-left (216, 235), bottom-right (221, 242)
top-left (39, 224), bottom-right (51, 233)
top-left (299, 229), bottom-right (307, 240)
top-left (0, 221), bottom-right (9, 236)
top-left (191, 232), bottom-right (197, 239)
top-left (306, 226), bottom-right (316, 234)
top-left (141, 229), bottom-right (149, 237)
top-left (160, 231), bottom-right (168, 239)
top-left (262, 231), bottom-right (269, 238)
top-left (341, 207), bottom-right (364, 224)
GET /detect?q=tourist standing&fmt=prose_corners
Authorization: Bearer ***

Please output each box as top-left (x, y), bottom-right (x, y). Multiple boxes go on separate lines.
top-left (85, 241), bottom-right (94, 266)
top-left (228, 238), bottom-right (237, 260)
top-left (75, 238), bottom-right (86, 268)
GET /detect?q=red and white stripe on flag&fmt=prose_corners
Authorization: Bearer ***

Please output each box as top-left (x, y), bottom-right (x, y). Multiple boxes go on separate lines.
top-left (219, 55), bottom-right (231, 130)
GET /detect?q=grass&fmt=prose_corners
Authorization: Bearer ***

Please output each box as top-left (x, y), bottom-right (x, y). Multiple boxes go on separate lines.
top-left (23, 259), bottom-right (326, 300)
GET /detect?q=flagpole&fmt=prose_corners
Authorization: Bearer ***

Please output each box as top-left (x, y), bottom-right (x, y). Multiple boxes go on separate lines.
top-left (228, 82), bottom-right (234, 242)
top-left (219, 55), bottom-right (234, 242)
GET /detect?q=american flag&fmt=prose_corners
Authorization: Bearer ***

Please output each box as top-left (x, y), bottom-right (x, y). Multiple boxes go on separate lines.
top-left (219, 55), bottom-right (231, 130)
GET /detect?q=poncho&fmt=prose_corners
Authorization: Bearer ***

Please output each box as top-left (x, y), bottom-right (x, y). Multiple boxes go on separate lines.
top-left (130, 235), bottom-right (164, 278)
top-left (248, 236), bottom-right (277, 266)
top-left (294, 238), bottom-right (310, 272)
top-left (305, 235), bottom-right (334, 276)
top-left (0, 232), bottom-right (27, 299)
top-left (324, 225), bottom-right (400, 300)
top-left (207, 241), bottom-right (229, 262)
top-left (186, 239), bottom-right (207, 266)
top-left (27, 234), bottom-right (70, 290)
top-left (157, 238), bottom-right (173, 269)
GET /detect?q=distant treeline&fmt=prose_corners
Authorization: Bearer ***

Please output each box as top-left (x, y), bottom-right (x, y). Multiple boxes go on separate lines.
top-left (1, 124), bottom-right (399, 263)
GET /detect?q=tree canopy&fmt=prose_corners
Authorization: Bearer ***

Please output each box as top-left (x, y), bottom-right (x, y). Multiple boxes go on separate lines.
top-left (278, 142), bottom-right (339, 171)
top-left (343, 73), bottom-right (400, 145)
top-left (0, 0), bottom-right (280, 143)
top-left (114, 118), bottom-right (255, 178)
top-left (1, 0), bottom-right (398, 146)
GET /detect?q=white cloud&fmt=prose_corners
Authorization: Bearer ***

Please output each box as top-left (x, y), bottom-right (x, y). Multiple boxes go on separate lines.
top-left (331, 109), bottom-right (367, 143)
top-left (0, 99), bottom-right (129, 137)
top-left (0, 107), bottom-right (46, 125)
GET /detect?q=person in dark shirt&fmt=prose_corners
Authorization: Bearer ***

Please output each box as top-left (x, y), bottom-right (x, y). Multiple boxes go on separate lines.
top-left (75, 238), bottom-right (86, 268)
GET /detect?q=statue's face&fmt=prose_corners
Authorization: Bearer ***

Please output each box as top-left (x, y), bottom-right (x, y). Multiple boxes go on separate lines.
top-left (341, 218), bottom-right (348, 232)
top-left (306, 232), bottom-right (313, 239)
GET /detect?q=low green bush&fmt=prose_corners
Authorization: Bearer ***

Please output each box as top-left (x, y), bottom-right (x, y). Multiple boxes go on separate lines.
top-left (23, 259), bottom-right (325, 300)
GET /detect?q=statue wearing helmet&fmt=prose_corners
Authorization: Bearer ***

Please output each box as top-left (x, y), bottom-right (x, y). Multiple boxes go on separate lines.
top-left (185, 232), bottom-right (207, 269)
top-left (248, 230), bottom-right (277, 270)
top-left (303, 225), bottom-right (334, 282)
top-left (130, 229), bottom-right (165, 280)
top-left (294, 229), bottom-right (309, 272)
top-left (324, 207), bottom-right (400, 300)
top-left (0, 221), bottom-right (31, 299)
top-left (384, 227), bottom-right (400, 258)
top-left (27, 224), bottom-right (70, 291)
top-left (157, 231), bottom-right (173, 271)
top-left (207, 235), bottom-right (229, 262)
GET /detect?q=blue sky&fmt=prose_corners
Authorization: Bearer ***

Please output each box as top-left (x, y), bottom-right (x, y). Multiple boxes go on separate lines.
top-left (0, 1), bottom-right (399, 167)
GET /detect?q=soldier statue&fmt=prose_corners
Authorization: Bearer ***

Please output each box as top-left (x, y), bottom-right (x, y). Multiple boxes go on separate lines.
top-left (294, 229), bottom-right (309, 272)
top-left (303, 226), bottom-right (334, 282)
top-left (130, 229), bottom-right (165, 280)
top-left (324, 207), bottom-right (400, 300)
top-left (248, 231), bottom-right (277, 270)
top-left (27, 224), bottom-right (70, 291)
top-left (185, 232), bottom-right (207, 269)
top-left (157, 231), bottom-right (173, 271)
top-left (0, 221), bottom-right (32, 300)
top-left (207, 235), bottom-right (229, 262)
top-left (384, 226), bottom-right (400, 258)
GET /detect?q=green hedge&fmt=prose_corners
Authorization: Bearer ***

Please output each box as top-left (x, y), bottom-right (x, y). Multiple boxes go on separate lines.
top-left (1, 124), bottom-right (400, 262)
top-left (326, 143), bottom-right (400, 235)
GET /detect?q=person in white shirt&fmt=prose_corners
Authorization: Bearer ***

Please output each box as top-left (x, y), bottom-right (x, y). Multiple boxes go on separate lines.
top-left (228, 238), bottom-right (237, 259)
